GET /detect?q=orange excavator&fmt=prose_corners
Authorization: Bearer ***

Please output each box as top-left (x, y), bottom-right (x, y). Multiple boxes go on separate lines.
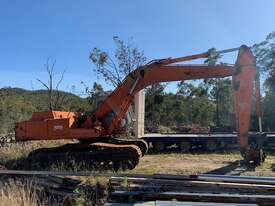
top-left (15, 45), bottom-right (265, 170)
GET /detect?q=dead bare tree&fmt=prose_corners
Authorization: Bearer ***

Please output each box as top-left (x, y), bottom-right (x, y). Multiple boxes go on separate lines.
top-left (37, 58), bottom-right (66, 110)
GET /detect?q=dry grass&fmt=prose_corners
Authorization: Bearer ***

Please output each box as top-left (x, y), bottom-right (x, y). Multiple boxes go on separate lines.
top-left (0, 180), bottom-right (41, 206)
top-left (0, 140), bottom-right (73, 168)
top-left (0, 177), bottom-right (107, 206)
top-left (131, 152), bottom-right (241, 175)
top-left (130, 152), bottom-right (275, 176)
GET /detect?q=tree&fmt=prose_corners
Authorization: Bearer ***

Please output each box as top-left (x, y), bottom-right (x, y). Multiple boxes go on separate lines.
top-left (89, 37), bottom-right (148, 133)
top-left (208, 79), bottom-right (233, 127)
top-left (37, 58), bottom-right (67, 110)
top-left (145, 83), bottom-right (165, 128)
top-left (177, 81), bottom-right (214, 127)
top-left (252, 31), bottom-right (275, 131)
top-left (85, 82), bottom-right (104, 111)
top-left (0, 90), bottom-right (35, 133)
top-left (204, 48), bottom-right (223, 65)
top-left (177, 81), bottom-right (195, 123)
top-left (252, 31), bottom-right (275, 92)
top-left (262, 91), bottom-right (275, 131)
top-left (89, 36), bottom-right (146, 87)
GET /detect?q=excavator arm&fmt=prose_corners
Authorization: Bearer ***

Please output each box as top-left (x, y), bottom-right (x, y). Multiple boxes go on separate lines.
top-left (86, 45), bottom-right (260, 162)
top-left (90, 64), bottom-right (234, 133)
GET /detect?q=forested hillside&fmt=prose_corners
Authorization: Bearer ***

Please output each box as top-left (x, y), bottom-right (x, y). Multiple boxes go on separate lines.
top-left (144, 80), bottom-right (275, 133)
top-left (1, 82), bottom-right (275, 136)
top-left (0, 87), bottom-right (90, 133)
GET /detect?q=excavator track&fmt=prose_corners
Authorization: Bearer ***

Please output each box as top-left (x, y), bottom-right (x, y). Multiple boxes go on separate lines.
top-left (108, 138), bottom-right (148, 156)
top-left (79, 136), bottom-right (148, 156)
top-left (27, 142), bottom-right (142, 171)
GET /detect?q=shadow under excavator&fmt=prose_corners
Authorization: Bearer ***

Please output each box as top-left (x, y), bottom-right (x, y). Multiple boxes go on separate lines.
top-left (3, 155), bottom-right (66, 171)
top-left (2, 153), bottom-right (133, 172)
top-left (205, 160), bottom-right (257, 175)
top-left (146, 144), bottom-right (240, 155)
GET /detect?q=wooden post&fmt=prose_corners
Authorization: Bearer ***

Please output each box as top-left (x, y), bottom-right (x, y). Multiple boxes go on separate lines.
top-left (134, 90), bottom-right (145, 138)
top-left (255, 72), bottom-right (262, 133)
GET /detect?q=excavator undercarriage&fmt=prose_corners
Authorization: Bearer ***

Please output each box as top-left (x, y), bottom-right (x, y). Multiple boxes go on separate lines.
top-left (27, 141), bottom-right (144, 171)
top-left (16, 111), bottom-right (149, 171)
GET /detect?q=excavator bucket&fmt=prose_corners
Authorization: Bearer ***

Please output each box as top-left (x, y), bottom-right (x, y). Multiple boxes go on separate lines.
top-left (232, 45), bottom-right (265, 163)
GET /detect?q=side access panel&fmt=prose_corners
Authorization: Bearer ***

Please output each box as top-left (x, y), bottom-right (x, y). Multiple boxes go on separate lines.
top-left (16, 118), bottom-right (71, 140)
top-left (15, 111), bottom-right (78, 140)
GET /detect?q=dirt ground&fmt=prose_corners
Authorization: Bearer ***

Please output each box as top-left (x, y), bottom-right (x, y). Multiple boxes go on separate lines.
top-left (133, 153), bottom-right (239, 175)
top-left (132, 152), bottom-right (275, 176)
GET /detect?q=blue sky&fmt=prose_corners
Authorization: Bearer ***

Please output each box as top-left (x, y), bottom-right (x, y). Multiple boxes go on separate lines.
top-left (0, 0), bottom-right (275, 93)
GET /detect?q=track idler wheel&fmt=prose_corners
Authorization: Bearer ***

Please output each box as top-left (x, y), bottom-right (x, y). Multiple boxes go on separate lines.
top-left (126, 139), bottom-right (148, 156)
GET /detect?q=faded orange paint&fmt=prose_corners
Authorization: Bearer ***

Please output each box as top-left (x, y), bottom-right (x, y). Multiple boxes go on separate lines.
top-left (232, 45), bottom-right (256, 153)
top-left (16, 111), bottom-right (79, 140)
